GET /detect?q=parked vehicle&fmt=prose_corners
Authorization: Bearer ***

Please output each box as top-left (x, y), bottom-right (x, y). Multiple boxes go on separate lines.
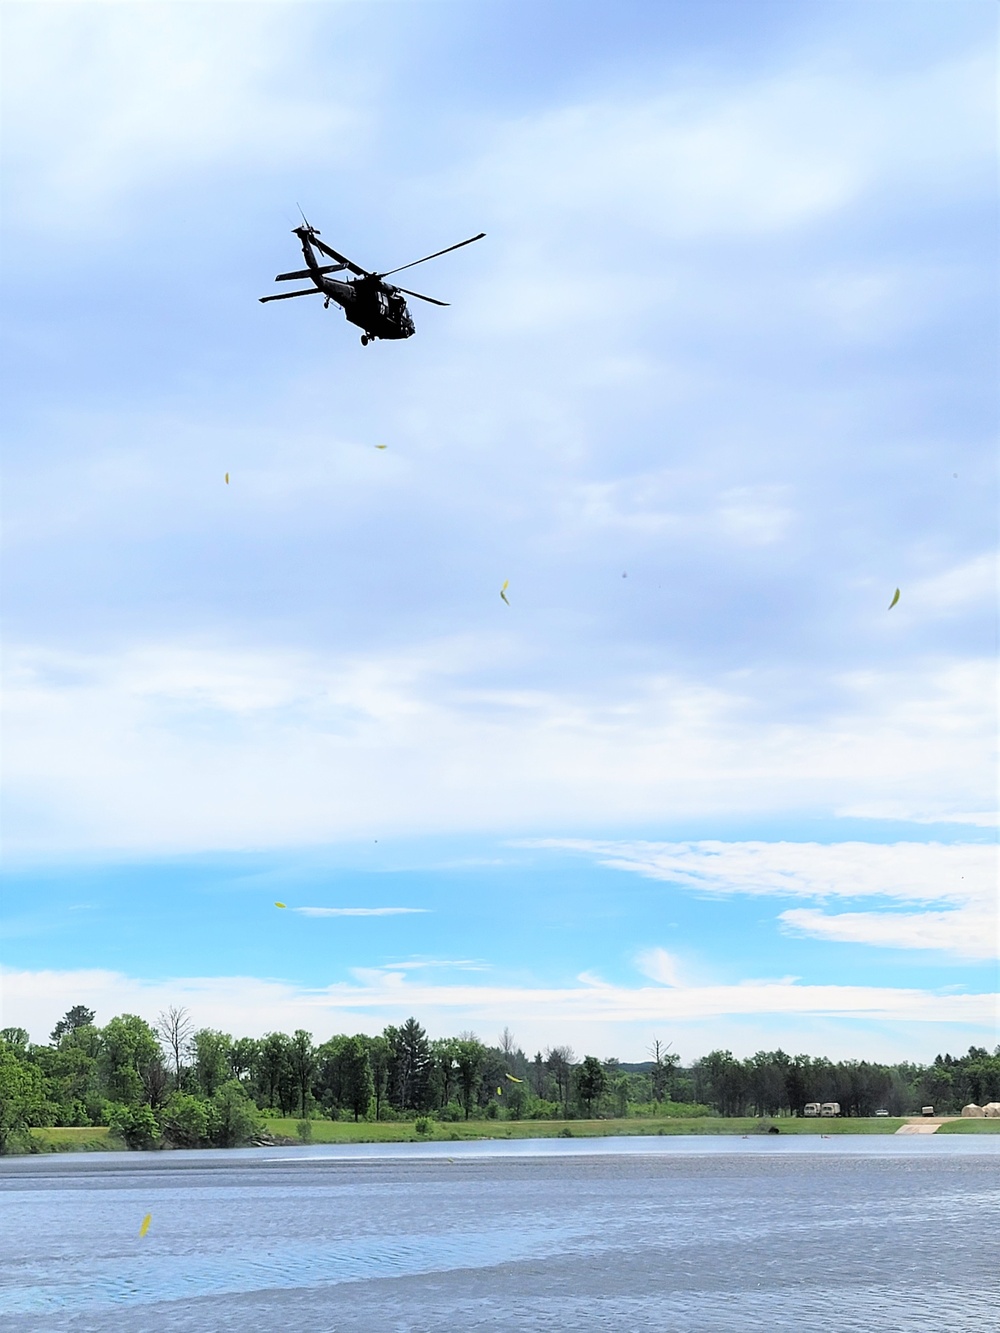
top-left (803, 1102), bottom-right (821, 1117)
top-left (875, 1109), bottom-right (889, 1117)
top-left (820, 1102), bottom-right (841, 1117)
top-left (921, 1106), bottom-right (934, 1116)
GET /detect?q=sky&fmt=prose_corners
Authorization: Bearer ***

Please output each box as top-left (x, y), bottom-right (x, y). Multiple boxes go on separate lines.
top-left (1, 0), bottom-right (997, 1064)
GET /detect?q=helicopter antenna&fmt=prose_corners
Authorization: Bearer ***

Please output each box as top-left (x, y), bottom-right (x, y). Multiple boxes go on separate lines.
top-left (295, 203), bottom-right (319, 235)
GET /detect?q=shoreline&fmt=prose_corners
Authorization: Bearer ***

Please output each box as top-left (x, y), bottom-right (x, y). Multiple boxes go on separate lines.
top-left (21, 1113), bottom-right (999, 1155)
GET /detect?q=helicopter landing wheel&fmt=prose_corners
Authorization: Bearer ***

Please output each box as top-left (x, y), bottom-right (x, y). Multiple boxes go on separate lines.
top-left (360, 334), bottom-right (369, 346)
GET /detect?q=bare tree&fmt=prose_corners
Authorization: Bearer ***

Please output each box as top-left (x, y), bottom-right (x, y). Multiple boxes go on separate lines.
top-left (649, 1038), bottom-right (679, 1103)
top-left (156, 1006), bottom-right (194, 1090)
top-left (545, 1046), bottom-right (575, 1114)
top-left (499, 1027), bottom-right (517, 1058)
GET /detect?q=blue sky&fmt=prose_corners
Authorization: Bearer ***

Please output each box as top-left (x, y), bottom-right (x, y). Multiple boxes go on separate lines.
top-left (1, 0), bottom-right (996, 1062)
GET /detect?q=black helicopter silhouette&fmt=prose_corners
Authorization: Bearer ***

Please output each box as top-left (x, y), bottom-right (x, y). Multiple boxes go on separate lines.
top-left (259, 217), bottom-right (485, 345)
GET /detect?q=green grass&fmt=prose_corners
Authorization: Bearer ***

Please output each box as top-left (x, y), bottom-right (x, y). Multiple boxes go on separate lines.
top-left (936, 1118), bottom-right (1000, 1133)
top-left (263, 1114), bottom-right (908, 1143)
top-left (28, 1126), bottom-right (116, 1152)
top-left (20, 1114), bottom-right (932, 1156)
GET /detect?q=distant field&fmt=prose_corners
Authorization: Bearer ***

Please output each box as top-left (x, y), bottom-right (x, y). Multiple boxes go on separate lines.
top-left (263, 1115), bottom-right (907, 1142)
top-left (936, 1118), bottom-right (1000, 1134)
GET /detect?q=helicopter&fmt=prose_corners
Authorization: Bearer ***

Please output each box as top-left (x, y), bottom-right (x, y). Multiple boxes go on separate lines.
top-left (259, 218), bottom-right (485, 345)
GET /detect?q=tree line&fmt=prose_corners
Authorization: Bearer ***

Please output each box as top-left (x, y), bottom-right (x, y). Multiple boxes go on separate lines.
top-left (2, 1005), bottom-right (998, 1152)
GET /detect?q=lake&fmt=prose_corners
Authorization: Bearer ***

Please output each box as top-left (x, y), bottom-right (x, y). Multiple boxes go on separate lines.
top-left (1, 1136), bottom-right (997, 1331)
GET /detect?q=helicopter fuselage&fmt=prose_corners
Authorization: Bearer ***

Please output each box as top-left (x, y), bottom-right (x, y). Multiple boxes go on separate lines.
top-left (317, 274), bottom-right (415, 341)
top-left (297, 230), bottom-right (414, 342)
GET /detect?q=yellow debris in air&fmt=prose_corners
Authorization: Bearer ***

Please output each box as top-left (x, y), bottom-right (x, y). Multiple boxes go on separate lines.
top-left (505, 1073), bottom-right (523, 1083)
top-left (139, 1214), bottom-right (152, 1238)
top-left (497, 1087), bottom-right (502, 1096)
top-left (500, 580), bottom-right (510, 606)
top-left (225, 473), bottom-right (229, 484)
top-left (375, 444), bottom-right (387, 450)
top-left (888, 588), bottom-right (900, 610)
top-left (275, 902), bottom-right (287, 909)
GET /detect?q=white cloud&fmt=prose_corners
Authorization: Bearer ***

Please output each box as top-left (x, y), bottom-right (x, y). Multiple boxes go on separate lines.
top-left (3, 965), bottom-right (995, 1064)
top-left (2, 642), bottom-right (994, 853)
top-left (293, 907), bottom-right (427, 918)
top-left (533, 839), bottom-right (999, 960)
top-left (779, 907), bottom-right (996, 959)
top-left (469, 51), bottom-right (991, 250)
top-left (909, 552), bottom-right (998, 617)
top-left (635, 948), bottom-right (684, 987)
top-left (0, 4), bottom-right (363, 230)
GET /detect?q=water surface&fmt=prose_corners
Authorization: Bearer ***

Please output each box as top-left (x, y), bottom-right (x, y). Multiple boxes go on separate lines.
top-left (2, 1136), bottom-right (997, 1331)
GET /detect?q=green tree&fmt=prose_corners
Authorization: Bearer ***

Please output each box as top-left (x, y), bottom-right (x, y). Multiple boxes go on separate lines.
top-left (159, 1092), bottom-right (210, 1147)
top-left (545, 1046), bottom-right (574, 1115)
top-left (98, 1015), bottom-right (164, 1108)
top-left (385, 1019), bottom-right (432, 1111)
top-left (695, 1050), bottom-right (747, 1116)
top-left (431, 1038), bottom-right (460, 1109)
top-left (454, 1037), bottom-right (486, 1120)
top-left (0, 1043), bottom-right (48, 1153)
top-left (341, 1037), bottom-right (374, 1121)
top-left (576, 1056), bottom-right (607, 1116)
top-left (367, 1035), bottom-right (390, 1120)
top-left (50, 1006), bottom-right (96, 1045)
top-left (289, 1030), bottom-right (315, 1118)
top-left (33, 1024), bottom-right (101, 1125)
top-left (0, 1027), bottom-right (30, 1050)
top-left (108, 1101), bottom-right (159, 1150)
top-left (209, 1080), bottom-right (260, 1147)
top-left (257, 1032), bottom-right (294, 1113)
top-left (192, 1029), bottom-right (233, 1098)
top-left (230, 1037), bottom-right (259, 1085)
top-left (314, 1035), bottom-right (349, 1115)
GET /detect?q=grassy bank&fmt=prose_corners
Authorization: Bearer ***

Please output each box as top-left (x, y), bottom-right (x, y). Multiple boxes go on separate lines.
top-left (22, 1114), bottom-right (954, 1154)
top-left (263, 1115), bottom-right (907, 1142)
top-left (28, 1126), bottom-right (115, 1152)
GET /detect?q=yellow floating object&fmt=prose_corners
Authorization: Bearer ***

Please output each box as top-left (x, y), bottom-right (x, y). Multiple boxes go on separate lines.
top-left (505, 1073), bottom-right (523, 1082)
top-left (274, 902), bottom-right (287, 909)
top-left (224, 473), bottom-right (229, 484)
top-left (500, 579), bottom-right (510, 606)
top-left (375, 444), bottom-right (387, 450)
top-left (888, 588), bottom-right (900, 610)
top-left (139, 1214), bottom-right (151, 1238)
top-left (497, 1087), bottom-right (502, 1096)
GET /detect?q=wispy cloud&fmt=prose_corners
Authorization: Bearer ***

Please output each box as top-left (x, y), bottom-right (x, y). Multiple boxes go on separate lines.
top-left (533, 839), bottom-right (998, 960)
top-left (373, 958), bottom-right (489, 971)
top-left (635, 948), bottom-right (684, 987)
top-left (3, 966), bottom-right (995, 1062)
top-left (293, 907), bottom-right (428, 918)
top-left (779, 907), bottom-right (995, 959)
top-left (3, 644), bottom-right (994, 853)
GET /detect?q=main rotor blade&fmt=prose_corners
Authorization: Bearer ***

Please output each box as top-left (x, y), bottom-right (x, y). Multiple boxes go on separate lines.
top-left (395, 286), bottom-right (449, 307)
top-left (380, 232), bottom-right (485, 278)
top-left (275, 264), bottom-right (345, 281)
top-left (303, 232), bottom-right (369, 276)
top-left (258, 288), bottom-right (324, 303)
